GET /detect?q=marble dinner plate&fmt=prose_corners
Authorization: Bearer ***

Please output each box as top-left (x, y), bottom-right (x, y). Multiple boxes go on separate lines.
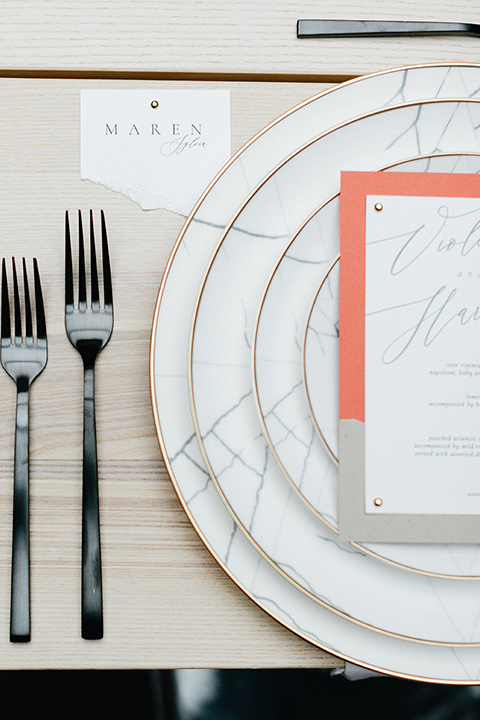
top-left (152, 64), bottom-right (480, 682)
top-left (189, 99), bottom-right (480, 647)
top-left (253, 152), bottom-right (480, 579)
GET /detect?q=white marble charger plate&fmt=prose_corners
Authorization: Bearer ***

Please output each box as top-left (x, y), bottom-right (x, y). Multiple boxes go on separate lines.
top-left (151, 64), bottom-right (480, 682)
top-left (253, 153), bottom-right (480, 579)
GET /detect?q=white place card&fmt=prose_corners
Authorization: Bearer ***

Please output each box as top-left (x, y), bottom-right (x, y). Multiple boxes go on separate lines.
top-left (81, 89), bottom-right (231, 215)
top-left (339, 171), bottom-right (480, 543)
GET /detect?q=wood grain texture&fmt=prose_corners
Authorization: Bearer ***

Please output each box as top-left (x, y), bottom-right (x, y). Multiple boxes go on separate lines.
top-left (1, 1), bottom-right (480, 78)
top-left (0, 78), bottom-right (342, 668)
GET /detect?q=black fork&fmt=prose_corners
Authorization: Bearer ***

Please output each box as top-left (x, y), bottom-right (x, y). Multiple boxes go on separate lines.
top-left (65, 210), bottom-right (113, 640)
top-left (1, 258), bottom-right (47, 642)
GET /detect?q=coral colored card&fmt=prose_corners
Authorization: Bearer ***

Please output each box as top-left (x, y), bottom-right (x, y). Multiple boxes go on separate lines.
top-left (339, 170), bottom-right (480, 543)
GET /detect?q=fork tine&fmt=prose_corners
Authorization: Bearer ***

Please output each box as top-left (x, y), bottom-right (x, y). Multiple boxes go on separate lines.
top-left (12, 259), bottom-right (21, 341)
top-left (65, 211), bottom-right (74, 308)
top-left (22, 259), bottom-right (32, 340)
top-left (78, 210), bottom-right (86, 306)
top-left (101, 211), bottom-right (112, 307)
top-left (33, 259), bottom-right (46, 341)
top-left (90, 210), bottom-right (99, 306)
top-left (1, 258), bottom-right (10, 341)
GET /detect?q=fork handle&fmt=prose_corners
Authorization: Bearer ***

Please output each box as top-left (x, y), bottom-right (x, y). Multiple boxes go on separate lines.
top-left (82, 358), bottom-right (103, 640)
top-left (10, 379), bottom-right (30, 642)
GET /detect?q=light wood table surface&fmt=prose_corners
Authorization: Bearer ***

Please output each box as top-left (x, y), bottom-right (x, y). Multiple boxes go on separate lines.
top-left (0, 0), bottom-right (479, 670)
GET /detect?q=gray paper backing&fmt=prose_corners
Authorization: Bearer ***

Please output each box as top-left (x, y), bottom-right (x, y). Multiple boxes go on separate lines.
top-left (338, 418), bottom-right (480, 543)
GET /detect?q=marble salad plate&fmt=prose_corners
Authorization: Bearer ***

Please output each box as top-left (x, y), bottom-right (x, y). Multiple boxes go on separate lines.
top-left (151, 64), bottom-right (480, 682)
top-left (253, 153), bottom-right (480, 579)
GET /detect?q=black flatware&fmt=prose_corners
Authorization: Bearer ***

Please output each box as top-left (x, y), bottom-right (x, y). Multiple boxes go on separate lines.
top-left (297, 19), bottom-right (480, 39)
top-left (1, 258), bottom-right (47, 642)
top-left (65, 210), bottom-right (113, 640)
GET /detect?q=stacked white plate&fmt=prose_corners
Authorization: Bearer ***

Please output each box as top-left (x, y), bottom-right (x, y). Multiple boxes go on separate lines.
top-left (150, 63), bottom-right (480, 683)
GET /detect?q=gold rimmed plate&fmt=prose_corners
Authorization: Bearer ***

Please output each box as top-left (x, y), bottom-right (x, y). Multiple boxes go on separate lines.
top-left (152, 63), bottom-right (480, 682)
top-left (254, 153), bottom-right (480, 579)
top-left (189, 100), bottom-right (480, 647)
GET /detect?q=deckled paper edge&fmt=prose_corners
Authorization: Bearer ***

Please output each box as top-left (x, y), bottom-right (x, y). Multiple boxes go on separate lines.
top-left (80, 174), bottom-right (196, 215)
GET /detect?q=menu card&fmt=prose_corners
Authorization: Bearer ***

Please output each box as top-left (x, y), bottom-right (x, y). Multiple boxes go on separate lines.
top-left (339, 171), bottom-right (480, 543)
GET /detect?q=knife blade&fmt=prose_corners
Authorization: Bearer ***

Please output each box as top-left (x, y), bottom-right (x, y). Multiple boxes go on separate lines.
top-left (297, 19), bottom-right (480, 38)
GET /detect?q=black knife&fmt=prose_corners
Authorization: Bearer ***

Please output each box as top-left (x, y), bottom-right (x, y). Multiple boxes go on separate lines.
top-left (297, 19), bottom-right (480, 38)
